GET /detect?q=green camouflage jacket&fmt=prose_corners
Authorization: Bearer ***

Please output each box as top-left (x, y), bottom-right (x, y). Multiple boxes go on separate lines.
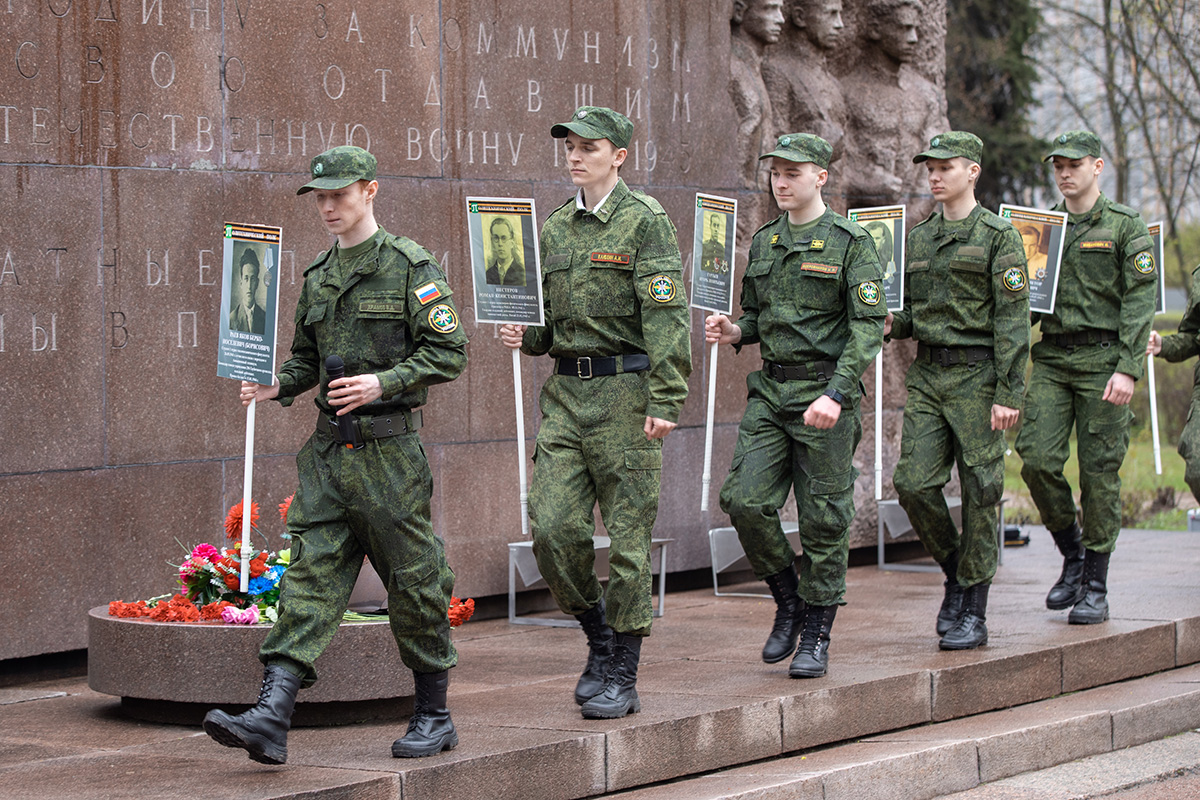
top-left (1035, 193), bottom-right (1156, 379)
top-left (735, 207), bottom-right (886, 402)
top-left (891, 203), bottom-right (1030, 409)
top-left (521, 179), bottom-right (692, 422)
top-left (1159, 264), bottom-right (1200, 380)
top-left (275, 227), bottom-right (467, 414)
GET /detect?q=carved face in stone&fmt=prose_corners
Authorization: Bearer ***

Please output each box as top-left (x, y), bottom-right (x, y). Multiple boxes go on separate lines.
top-left (799, 0), bottom-right (844, 50)
top-left (739, 0), bottom-right (787, 44)
top-left (874, 2), bottom-right (921, 63)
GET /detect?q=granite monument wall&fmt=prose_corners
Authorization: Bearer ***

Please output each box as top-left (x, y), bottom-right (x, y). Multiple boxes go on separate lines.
top-left (0, 0), bottom-right (946, 661)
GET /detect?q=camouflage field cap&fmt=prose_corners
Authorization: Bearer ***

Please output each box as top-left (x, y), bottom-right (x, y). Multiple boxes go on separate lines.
top-left (1044, 130), bottom-right (1102, 162)
top-left (550, 106), bottom-right (634, 149)
top-left (759, 133), bottom-right (832, 168)
top-left (912, 131), bottom-right (983, 164)
top-left (297, 146), bottom-right (377, 195)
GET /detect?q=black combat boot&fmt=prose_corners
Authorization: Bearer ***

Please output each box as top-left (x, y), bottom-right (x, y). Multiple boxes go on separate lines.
top-left (1068, 549), bottom-right (1111, 625)
top-left (788, 604), bottom-right (837, 678)
top-left (574, 600), bottom-right (615, 705)
top-left (1046, 521), bottom-right (1086, 610)
top-left (392, 670), bottom-right (458, 757)
top-left (939, 583), bottom-right (989, 650)
top-left (762, 566), bottom-right (805, 663)
top-left (203, 664), bottom-right (302, 765)
top-left (580, 632), bottom-right (642, 719)
top-left (937, 551), bottom-right (965, 636)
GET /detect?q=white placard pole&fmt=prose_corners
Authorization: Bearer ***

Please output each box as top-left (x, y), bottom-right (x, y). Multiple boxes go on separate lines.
top-left (700, 340), bottom-right (720, 511)
top-left (1147, 353), bottom-right (1162, 475)
top-left (240, 398), bottom-right (256, 592)
top-left (874, 352), bottom-right (884, 500)
top-left (513, 348), bottom-right (531, 536)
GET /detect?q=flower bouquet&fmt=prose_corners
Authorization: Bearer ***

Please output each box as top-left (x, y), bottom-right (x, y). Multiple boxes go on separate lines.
top-left (108, 494), bottom-right (474, 628)
top-left (109, 496), bottom-right (293, 625)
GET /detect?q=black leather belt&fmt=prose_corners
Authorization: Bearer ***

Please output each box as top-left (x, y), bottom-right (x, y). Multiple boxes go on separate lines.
top-left (1044, 330), bottom-right (1118, 349)
top-left (916, 343), bottom-right (994, 367)
top-left (763, 360), bottom-right (837, 382)
top-left (323, 409), bottom-right (423, 445)
top-left (555, 353), bottom-right (650, 379)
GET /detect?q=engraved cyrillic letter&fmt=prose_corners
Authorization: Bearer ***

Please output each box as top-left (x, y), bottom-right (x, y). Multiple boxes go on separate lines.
top-left (323, 65), bottom-right (345, 100)
top-left (346, 9), bottom-right (362, 42)
top-left (516, 26), bottom-right (536, 58)
top-left (0, 250), bottom-right (18, 285)
top-left (32, 313), bottom-right (57, 352)
top-left (151, 51), bottom-right (175, 89)
top-left (16, 42), bottom-right (38, 79)
top-left (146, 249), bottom-right (170, 286)
top-left (198, 248), bottom-right (215, 286)
top-left (97, 248), bottom-right (118, 286)
top-left (110, 310), bottom-right (128, 348)
top-left (375, 68), bottom-right (391, 102)
top-left (527, 80), bottom-right (541, 113)
top-left (178, 312), bottom-right (198, 347)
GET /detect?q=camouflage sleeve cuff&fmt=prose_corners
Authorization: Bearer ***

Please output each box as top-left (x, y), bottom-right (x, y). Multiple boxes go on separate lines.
top-left (521, 325), bottom-right (552, 356)
top-left (377, 370), bottom-right (405, 401)
top-left (1116, 357), bottom-right (1145, 381)
top-left (1159, 333), bottom-right (1200, 363)
top-left (993, 387), bottom-right (1023, 411)
top-left (646, 402), bottom-right (682, 424)
top-left (887, 313), bottom-right (912, 341)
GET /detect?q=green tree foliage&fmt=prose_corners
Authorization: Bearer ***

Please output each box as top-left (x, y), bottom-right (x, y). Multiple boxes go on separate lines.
top-left (944, 0), bottom-right (1049, 210)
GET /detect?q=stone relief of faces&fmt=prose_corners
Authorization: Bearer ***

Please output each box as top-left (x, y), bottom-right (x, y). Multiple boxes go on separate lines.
top-left (734, 0), bottom-right (787, 45)
top-left (792, 0), bottom-right (845, 50)
top-left (867, 0), bottom-right (922, 64)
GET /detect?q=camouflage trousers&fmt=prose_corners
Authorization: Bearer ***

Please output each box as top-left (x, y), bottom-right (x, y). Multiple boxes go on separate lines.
top-left (529, 372), bottom-right (663, 636)
top-left (1015, 356), bottom-right (1132, 553)
top-left (719, 371), bottom-right (861, 607)
top-left (1179, 379), bottom-right (1200, 500)
top-left (259, 429), bottom-right (457, 686)
top-left (894, 361), bottom-right (1006, 588)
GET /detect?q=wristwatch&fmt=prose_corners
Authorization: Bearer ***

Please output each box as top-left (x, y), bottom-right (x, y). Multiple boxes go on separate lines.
top-left (824, 388), bottom-right (845, 405)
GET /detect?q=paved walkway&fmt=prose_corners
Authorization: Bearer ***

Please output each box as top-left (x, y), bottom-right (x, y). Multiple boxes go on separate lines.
top-left (2, 526), bottom-right (1198, 800)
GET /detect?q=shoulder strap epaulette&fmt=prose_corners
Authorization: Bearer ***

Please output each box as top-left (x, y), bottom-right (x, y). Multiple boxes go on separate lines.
top-left (628, 189), bottom-right (668, 215)
top-left (384, 232), bottom-right (436, 268)
top-left (1107, 201), bottom-right (1140, 218)
top-left (303, 247), bottom-right (334, 276)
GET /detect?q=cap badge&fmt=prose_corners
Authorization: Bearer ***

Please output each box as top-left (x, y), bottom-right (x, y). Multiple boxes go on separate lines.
top-left (931, 137), bottom-right (940, 147)
top-left (780, 136), bottom-right (791, 146)
top-left (313, 162), bottom-right (324, 176)
top-left (1059, 134), bottom-right (1068, 143)
top-left (577, 110), bottom-right (587, 118)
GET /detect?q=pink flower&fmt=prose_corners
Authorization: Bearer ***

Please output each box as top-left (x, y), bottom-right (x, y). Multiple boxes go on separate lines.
top-left (191, 543), bottom-right (221, 562)
top-left (220, 605), bottom-right (260, 625)
top-left (178, 557), bottom-right (203, 582)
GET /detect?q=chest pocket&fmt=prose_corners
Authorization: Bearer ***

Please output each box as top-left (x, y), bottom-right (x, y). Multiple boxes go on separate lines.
top-left (543, 253), bottom-right (572, 321)
top-left (305, 300), bottom-right (330, 327)
top-left (1077, 229), bottom-right (1120, 286)
top-left (795, 266), bottom-right (841, 309)
top-left (355, 291), bottom-right (411, 359)
top-left (585, 255), bottom-right (636, 317)
top-left (907, 261), bottom-right (931, 301)
top-left (949, 252), bottom-right (990, 300)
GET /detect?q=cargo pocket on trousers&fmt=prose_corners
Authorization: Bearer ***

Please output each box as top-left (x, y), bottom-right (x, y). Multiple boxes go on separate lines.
top-left (962, 436), bottom-right (1007, 506)
top-left (391, 546), bottom-right (439, 607)
top-left (625, 448), bottom-right (662, 471)
top-left (1087, 414), bottom-right (1131, 473)
top-left (810, 469), bottom-right (856, 531)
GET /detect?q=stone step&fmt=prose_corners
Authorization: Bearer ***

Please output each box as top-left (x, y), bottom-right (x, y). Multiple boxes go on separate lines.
top-left (3, 527), bottom-right (1198, 800)
top-left (605, 662), bottom-right (1200, 799)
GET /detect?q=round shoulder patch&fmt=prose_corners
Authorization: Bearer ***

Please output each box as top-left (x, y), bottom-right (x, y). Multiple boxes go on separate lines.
top-left (428, 304), bottom-right (458, 333)
top-left (1134, 251), bottom-right (1156, 274)
top-left (1003, 267), bottom-right (1027, 292)
top-left (648, 275), bottom-right (676, 303)
top-left (857, 281), bottom-right (880, 306)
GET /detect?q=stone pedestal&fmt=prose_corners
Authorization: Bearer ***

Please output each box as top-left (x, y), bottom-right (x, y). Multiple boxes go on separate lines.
top-left (87, 607), bottom-right (411, 726)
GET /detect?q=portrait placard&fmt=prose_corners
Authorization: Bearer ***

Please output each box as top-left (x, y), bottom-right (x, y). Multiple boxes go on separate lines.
top-left (467, 198), bottom-right (544, 326)
top-left (999, 205), bottom-right (1068, 314)
top-left (1148, 221), bottom-right (1166, 314)
top-left (690, 193), bottom-right (737, 315)
top-left (217, 222), bottom-right (282, 386)
top-left (848, 205), bottom-right (906, 312)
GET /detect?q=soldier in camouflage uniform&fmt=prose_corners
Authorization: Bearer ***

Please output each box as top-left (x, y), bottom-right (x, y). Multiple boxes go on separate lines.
top-left (500, 107), bottom-right (691, 719)
top-left (708, 133), bottom-right (885, 678)
top-left (1016, 132), bottom-right (1156, 624)
top-left (886, 132), bottom-right (1030, 650)
top-left (203, 146), bottom-right (467, 763)
top-left (1148, 264), bottom-right (1200, 500)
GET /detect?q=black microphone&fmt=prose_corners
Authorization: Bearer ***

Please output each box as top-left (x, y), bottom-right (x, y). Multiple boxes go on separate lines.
top-left (325, 355), bottom-right (361, 449)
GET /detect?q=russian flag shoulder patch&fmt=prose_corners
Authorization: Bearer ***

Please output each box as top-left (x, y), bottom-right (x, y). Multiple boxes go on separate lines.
top-left (414, 281), bottom-right (442, 305)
